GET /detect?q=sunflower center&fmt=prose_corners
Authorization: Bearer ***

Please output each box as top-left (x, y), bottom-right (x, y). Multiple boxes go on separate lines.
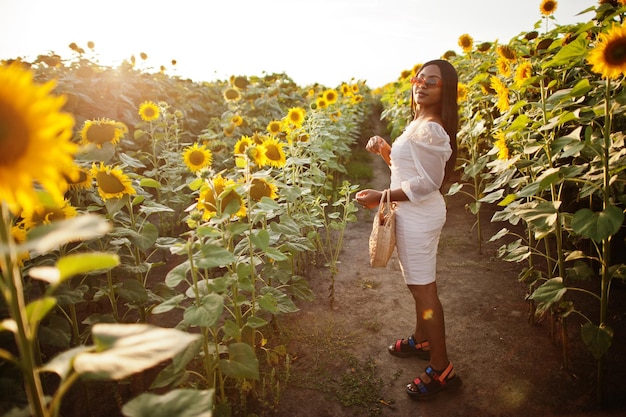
top-left (250, 179), bottom-right (270, 201)
top-left (0, 101), bottom-right (30, 165)
top-left (265, 145), bottom-right (280, 160)
top-left (189, 150), bottom-right (205, 166)
top-left (87, 123), bottom-right (117, 145)
top-left (142, 108), bottom-right (156, 119)
top-left (96, 171), bottom-right (126, 193)
top-left (605, 38), bottom-right (626, 66)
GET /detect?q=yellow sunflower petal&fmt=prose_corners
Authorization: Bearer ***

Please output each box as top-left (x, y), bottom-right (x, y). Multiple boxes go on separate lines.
top-left (587, 23), bottom-right (626, 79)
top-left (0, 62), bottom-right (77, 214)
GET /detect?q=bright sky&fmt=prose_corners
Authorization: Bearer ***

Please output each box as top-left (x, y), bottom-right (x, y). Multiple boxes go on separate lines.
top-left (0, 0), bottom-right (594, 88)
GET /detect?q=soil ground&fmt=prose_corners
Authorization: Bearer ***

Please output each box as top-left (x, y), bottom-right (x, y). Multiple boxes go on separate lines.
top-left (271, 115), bottom-right (626, 417)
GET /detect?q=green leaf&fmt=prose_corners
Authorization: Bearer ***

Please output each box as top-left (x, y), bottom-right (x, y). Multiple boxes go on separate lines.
top-left (445, 183), bottom-right (463, 196)
top-left (498, 194), bottom-right (518, 207)
top-left (264, 247), bottom-right (289, 261)
top-left (127, 223), bottom-right (159, 251)
top-left (119, 152), bottom-right (147, 169)
top-left (570, 78), bottom-right (592, 97)
top-left (165, 261), bottom-right (190, 287)
top-left (219, 343), bottom-right (259, 380)
top-left (566, 260), bottom-right (595, 281)
top-left (572, 206), bottom-right (624, 242)
top-left (29, 252), bottom-right (120, 286)
top-left (529, 278), bottom-right (567, 315)
top-left (117, 279), bottom-right (149, 303)
top-left (260, 287), bottom-right (298, 314)
top-left (581, 323), bottom-right (613, 360)
top-left (26, 297), bottom-right (57, 330)
top-left (41, 346), bottom-right (91, 380)
top-left (122, 389), bottom-right (214, 417)
top-left (183, 294), bottom-right (224, 328)
top-left (250, 229), bottom-right (270, 251)
top-left (24, 214), bottom-right (111, 255)
top-left (257, 292), bottom-right (279, 314)
top-left (152, 294), bottom-right (184, 314)
top-left (74, 323), bottom-right (200, 380)
top-left (542, 34), bottom-right (589, 69)
top-left (150, 339), bottom-right (203, 389)
top-left (196, 245), bottom-right (236, 269)
top-left (140, 178), bottom-right (162, 189)
top-left (222, 319), bottom-right (241, 339)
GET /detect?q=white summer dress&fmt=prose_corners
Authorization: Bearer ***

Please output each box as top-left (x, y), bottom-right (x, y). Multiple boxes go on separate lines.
top-left (389, 118), bottom-right (452, 285)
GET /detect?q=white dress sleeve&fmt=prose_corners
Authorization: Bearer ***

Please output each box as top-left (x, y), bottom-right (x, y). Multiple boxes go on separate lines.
top-left (397, 121), bottom-right (452, 202)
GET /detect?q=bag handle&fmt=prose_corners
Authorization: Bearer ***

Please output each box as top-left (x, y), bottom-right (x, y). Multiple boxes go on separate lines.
top-left (378, 189), bottom-right (392, 214)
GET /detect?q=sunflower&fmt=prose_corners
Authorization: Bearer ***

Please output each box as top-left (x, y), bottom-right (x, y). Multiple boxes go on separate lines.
top-left (197, 174), bottom-right (246, 219)
top-left (231, 115), bottom-right (244, 126)
top-left (18, 198), bottom-right (77, 230)
top-left (65, 166), bottom-right (93, 190)
top-left (183, 142), bottom-right (213, 173)
top-left (91, 162), bottom-right (136, 201)
top-left (490, 76), bottom-right (510, 112)
top-left (539, 0), bottom-right (557, 16)
top-left (400, 69), bottom-right (412, 80)
top-left (223, 87), bottom-right (241, 101)
top-left (477, 42), bottom-right (493, 52)
top-left (232, 75), bottom-right (249, 89)
top-left (261, 137), bottom-right (286, 168)
top-left (496, 45), bottom-right (517, 61)
top-left (80, 118), bottom-right (127, 147)
top-left (246, 144), bottom-right (267, 167)
top-left (10, 224), bottom-right (29, 264)
top-left (250, 132), bottom-right (266, 145)
top-left (138, 100), bottom-right (160, 122)
top-left (514, 61), bottom-right (533, 86)
top-left (457, 83), bottom-right (469, 102)
top-left (316, 97), bottom-right (328, 109)
top-left (458, 34), bottom-right (473, 53)
top-left (285, 107), bottom-right (306, 127)
top-left (351, 95), bottom-right (364, 104)
top-left (329, 110), bottom-right (342, 122)
top-left (0, 62), bottom-right (77, 214)
top-left (223, 124), bottom-right (235, 137)
top-left (323, 90), bottom-right (338, 105)
top-left (234, 135), bottom-right (253, 155)
top-left (496, 57), bottom-right (511, 77)
top-left (267, 120), bottom-right (282, 136)
top-left (587, 23), bottom-right (626, 79)
top-left (340, 83), bottom-right (351, 95)
top-left (249, 177), bottom-right (278, 201)
top-left (494, 131), bottom-right (510, 160)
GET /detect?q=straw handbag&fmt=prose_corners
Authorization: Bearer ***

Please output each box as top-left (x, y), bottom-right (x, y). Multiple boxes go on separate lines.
top-left (369, 189), bottom-right (396, 267)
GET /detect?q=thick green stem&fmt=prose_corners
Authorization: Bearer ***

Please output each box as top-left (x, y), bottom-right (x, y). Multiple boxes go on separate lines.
top-left (596, 78), bottom-right (613, 404)
top-left (0, 204), bottom-right (49, 417)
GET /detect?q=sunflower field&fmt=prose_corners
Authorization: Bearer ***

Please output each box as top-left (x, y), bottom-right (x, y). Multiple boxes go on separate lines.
top-left (2, 0), bottom-right (626, 416)
top-left (1, 43), bottom-right (371, 416)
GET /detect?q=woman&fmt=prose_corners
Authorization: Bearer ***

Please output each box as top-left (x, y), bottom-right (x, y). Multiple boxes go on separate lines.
top-left (355, 59), bottom-right (461, 400)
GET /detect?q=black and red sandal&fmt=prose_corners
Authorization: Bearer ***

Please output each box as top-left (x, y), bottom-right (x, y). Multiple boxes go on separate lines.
top-left (388, 335), bottom-right (430, 359)
top-left (406, 362), bottom-right (462, 400)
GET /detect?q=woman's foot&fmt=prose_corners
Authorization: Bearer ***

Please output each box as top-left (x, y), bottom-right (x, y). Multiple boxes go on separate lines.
top-left (406, 362), bottom-right (462, 400)
top-left (388, 335), bottom-right (430, 359)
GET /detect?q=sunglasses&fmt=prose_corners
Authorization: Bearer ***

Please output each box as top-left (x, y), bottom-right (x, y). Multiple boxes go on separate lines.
top-left (410, 76), bottom-right (442, 89)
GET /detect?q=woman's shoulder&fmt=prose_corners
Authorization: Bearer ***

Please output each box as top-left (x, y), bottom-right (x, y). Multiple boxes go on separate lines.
top-left (406, 119), bottom-right (449, 143)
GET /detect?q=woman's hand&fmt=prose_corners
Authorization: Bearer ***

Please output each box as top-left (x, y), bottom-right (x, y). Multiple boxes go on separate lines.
top-left (366, 135), bottom-right (385, 154)
top-left (355, 189), bottom-right (382, 209)
top-left (366, 136), bottom-right (391, 166)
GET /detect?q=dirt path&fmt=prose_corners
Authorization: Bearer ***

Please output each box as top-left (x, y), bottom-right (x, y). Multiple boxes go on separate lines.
top-left (274, 114), bottom-right (625, 417)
